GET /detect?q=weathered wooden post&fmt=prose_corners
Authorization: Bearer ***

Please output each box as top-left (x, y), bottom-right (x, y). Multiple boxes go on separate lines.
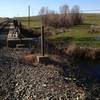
top-left (28, 5), bottom-right (30, 28)
top-left (36, 25), bottom-right (49, 64)
top-left (41, 25), bottom-right (44, 56)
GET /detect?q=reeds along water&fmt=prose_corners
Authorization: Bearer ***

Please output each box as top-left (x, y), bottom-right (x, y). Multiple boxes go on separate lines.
top-left (65, 44), bottom-right (100, 60)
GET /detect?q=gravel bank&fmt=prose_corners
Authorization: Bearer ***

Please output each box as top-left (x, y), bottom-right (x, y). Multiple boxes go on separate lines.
top-left (0, 48), bottom-right (85, 100)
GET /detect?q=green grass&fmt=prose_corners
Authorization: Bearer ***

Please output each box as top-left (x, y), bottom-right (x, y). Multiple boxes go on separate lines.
top-left (83, 13), bottom-right (100, 24)
top-left (48, 14), bottom-right (100, 47)
top-left (0, 17), bottom-right (5, 23)
top-left (17, 14), bottom-right (100, 47)
top-left (16, 16), bottom-right (41, 28)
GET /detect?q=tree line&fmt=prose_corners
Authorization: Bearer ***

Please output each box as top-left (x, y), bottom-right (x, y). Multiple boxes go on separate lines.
top-left (39, 4), bottom-right (83, 28)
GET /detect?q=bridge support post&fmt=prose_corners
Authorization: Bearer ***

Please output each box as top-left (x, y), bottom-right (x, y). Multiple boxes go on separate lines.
top-left (36, 25), bottom-right (50, 64)
top-left (41, 25), bottom-right (44, 56)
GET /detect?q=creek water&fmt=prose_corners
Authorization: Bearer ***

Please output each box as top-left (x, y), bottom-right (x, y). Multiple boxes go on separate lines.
top-left (78, 61), bottom-right (100, 79)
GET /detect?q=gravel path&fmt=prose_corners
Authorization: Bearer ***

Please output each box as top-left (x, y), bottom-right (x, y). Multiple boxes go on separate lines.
top-left (0, 48), bottom-right (85, 100)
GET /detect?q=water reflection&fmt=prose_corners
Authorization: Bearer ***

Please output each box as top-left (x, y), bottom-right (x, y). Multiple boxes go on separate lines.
top-left (78, 61), bottom-right (100, 79)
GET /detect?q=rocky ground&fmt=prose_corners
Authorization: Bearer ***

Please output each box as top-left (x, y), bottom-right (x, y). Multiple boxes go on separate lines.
top-left (0, 47), bottom-right (99, 100)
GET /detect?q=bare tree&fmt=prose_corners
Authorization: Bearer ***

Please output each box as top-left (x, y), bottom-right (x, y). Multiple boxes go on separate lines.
top-left (38, 4), bottom-right (83, 28)
top-left (47, 10), bottom-right (59, 27)
top-left (39, 7), bottom-right (58, 27)
top-left (39, 7), bottom-right (47, 25)
top-left (59, 4), bottom-right (69, 15)
top-left (71, 5), bottom-right (82, 25)
top-left (59, 4), bottom-right (72, 27)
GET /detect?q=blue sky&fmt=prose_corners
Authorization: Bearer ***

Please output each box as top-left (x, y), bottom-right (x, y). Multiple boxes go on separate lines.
top-left (0, 0), bottom-right (100, 17)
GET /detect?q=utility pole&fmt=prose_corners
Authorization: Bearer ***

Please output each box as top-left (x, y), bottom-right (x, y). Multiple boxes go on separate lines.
top-left (28, 5), bottom-right (30, 28)
top-left (41, 25), bottom-right (45, 56)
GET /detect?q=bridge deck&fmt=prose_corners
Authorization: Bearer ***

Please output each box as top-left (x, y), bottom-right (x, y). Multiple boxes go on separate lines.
top-left (7, 21), bottom-right (39, 48)
top-left (7, 22), bottom-right (37, 41)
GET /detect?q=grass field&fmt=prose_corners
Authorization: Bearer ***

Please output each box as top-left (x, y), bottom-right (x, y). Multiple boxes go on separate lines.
top-left (17, 14), bottom-right (100, 47)
top-left (17, 16), bottom-right (41, 28)
top-left (0, 17), bottom-right (5, 23)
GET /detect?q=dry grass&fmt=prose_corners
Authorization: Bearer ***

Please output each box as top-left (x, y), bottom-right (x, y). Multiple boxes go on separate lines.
top-left (23, 54), bottom-right (37, 63)
top-left (65, 44), bottom-right (100, 60)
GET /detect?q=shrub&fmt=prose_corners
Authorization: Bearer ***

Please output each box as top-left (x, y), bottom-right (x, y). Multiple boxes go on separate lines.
top-left (65, 44), bottom-right (100, 60)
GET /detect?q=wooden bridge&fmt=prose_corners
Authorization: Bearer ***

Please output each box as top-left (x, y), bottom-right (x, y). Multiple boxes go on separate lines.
top-left (0, 19), bottom-right (40, 48)
top-left (7, 20), bottom-right (39, 48)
